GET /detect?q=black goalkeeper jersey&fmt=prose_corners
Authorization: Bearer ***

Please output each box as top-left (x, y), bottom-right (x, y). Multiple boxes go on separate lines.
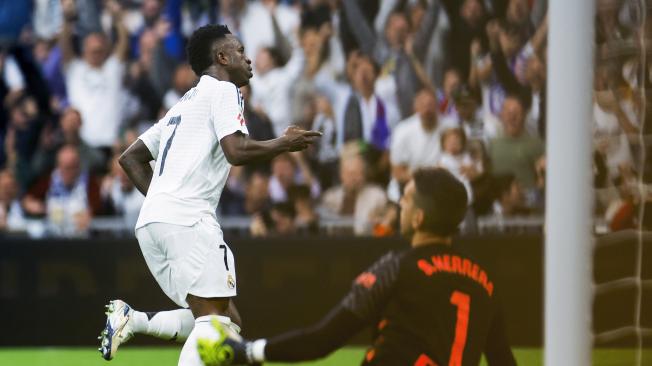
top-left (341, 243), bottom-right (515, 366)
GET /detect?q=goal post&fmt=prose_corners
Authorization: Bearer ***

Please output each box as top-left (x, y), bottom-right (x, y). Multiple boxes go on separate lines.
top-left (545, 0), bottom-right (595, 365)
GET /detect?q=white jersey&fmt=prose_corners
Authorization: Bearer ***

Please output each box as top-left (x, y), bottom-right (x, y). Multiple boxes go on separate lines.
top-left (135, 76), bottom-right (248, 229)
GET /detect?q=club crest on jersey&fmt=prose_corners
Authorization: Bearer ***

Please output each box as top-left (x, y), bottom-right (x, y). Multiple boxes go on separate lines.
top-left (227, 274), bottom-right (236, 289)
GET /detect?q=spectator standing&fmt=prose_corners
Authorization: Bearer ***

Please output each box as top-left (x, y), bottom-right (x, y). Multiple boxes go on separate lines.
top-left (488, 96), bottom-right (544, 189)
top-left (593, 65), bottom-right (639, 180)
top-left (389, 89), bottom-right (444, 200)
top-left (129, 0), bottom-right (185, 61)
top-left (5, 94), bottom-right (46, 191)
top-left (33, 39), bottom-right (68, 112)
top-left (435, 68), bottom-right (462, 119)
top-left (288, 184), bottom-right (318, 234)
top-left (337, 53), bottom-right (394, 151)
top-left (59, 0), bottom-right (129, 151)
top-left (239, 0), bottom-right (300, 64)
top-left (441, 0), bottom-right (488, 79)
top-left (490, 174), bottom-right (530, 217)
top-left (32, 107), bottom-right (105, 177)
top-left (341, 1), bottom-right (435, 120)
top-left (240, 85), bottom-right (275, 142)
top-left (125, 28), bottom-right (177, 125)
top-left (437, 127), bottom-right (481, 201)
top-left (244, 170), bottom-right (272, 215)
top-left (310, 95), bottom-right (339, 189)
top-left (248, 5), bottom-right (305, 137)
top-left (162, 63), bottom-right (196, 112)
top-left (23, 145), bottom-right (102, 238)
top-left (250, 202), bottom-right (297, 237)
top-left (321, 149), bottom-right (387, 235)
top-left (442, 85), bottom-right (494, 143)
top-left (268, 152), bottom-right (320, 203)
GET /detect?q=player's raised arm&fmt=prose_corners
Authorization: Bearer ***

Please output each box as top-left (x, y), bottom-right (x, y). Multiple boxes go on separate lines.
top-left (220, 127), bottom-right (322, 166)
top-left (119, 139), bottom-right (155, 196)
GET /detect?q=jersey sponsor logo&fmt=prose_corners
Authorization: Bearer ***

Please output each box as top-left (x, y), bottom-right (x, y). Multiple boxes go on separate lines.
top-left (355, 272), bottom-right (377, 289)
top-left (417, 255), bottom-right (494, 296)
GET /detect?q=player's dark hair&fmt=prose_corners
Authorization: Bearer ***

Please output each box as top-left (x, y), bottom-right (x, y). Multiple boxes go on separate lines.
top-left (186, 24), bottom-right (231, 76)
top-left (412, 168), bottom-right (468, 236)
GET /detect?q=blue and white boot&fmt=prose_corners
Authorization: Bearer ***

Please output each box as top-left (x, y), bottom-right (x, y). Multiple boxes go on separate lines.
top-left (98, 300), bottom-right (134, 360)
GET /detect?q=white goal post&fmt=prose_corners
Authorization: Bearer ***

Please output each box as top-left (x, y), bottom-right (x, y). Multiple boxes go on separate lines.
top-left (545, 0), bottom-right (595, 365)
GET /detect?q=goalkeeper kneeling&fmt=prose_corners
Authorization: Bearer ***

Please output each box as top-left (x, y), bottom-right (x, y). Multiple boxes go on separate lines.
top-left (198, 169), bottom-right (517, 366)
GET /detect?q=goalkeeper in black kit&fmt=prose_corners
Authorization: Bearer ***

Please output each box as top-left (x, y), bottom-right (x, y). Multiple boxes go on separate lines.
top-left (198, 168), bottom-right (517, 366)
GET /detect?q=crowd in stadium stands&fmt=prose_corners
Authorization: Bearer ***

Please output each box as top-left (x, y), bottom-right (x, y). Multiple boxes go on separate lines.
top-left (0, 0), bottom-right (649, 238)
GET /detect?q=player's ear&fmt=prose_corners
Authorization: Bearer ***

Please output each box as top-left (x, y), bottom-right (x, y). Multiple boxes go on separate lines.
top-left (216, 50), bottom-right (229, 66)
top-left (412, 208), bottom-right (424, 231)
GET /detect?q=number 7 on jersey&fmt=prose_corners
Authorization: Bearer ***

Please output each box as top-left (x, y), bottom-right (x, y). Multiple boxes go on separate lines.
top-left (159, 115), bottom-right (181, 176)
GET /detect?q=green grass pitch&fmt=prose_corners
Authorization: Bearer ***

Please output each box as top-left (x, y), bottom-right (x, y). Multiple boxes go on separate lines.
top-left (0, 347), bottom-right (650, 366)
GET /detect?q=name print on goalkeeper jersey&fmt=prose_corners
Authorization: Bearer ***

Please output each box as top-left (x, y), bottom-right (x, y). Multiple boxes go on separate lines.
top-left (341, 244), bottom-right (515, 366)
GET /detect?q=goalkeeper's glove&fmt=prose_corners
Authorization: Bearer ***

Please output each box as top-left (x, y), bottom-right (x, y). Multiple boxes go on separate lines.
top-left (197, 317), bottom-right (256, 366)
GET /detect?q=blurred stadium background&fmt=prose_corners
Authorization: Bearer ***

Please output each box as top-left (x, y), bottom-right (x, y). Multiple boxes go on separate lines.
top-left (0, 0), bottom-right (650, 365)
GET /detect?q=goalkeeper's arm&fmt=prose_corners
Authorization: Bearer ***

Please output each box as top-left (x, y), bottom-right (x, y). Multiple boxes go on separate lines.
top-left (211, 252), bottom-right (400, 365)
top-left (243, 304), bottom-right (365, 363)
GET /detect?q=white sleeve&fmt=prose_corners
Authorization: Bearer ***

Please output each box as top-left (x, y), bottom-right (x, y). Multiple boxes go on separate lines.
top-left (138, 121), bottom-right (164, 160)
top-left (212, 83), bottom-right (249, 141)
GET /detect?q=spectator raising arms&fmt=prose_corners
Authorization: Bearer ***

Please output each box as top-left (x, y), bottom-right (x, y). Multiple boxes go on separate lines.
top-left (59, 0), bottom-right (129, 151)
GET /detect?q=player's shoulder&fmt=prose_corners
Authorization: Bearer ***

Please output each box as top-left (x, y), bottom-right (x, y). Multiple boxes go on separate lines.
top-left (368, 249), bottom-right (410, 275)
top-left (198, 76), bottom-right (238, 94)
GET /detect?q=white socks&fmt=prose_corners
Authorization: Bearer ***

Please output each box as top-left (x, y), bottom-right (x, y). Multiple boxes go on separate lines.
top-left (130, 309), bottom-right (196, 342)
top-left (178, 315), bottom-right (230, 366)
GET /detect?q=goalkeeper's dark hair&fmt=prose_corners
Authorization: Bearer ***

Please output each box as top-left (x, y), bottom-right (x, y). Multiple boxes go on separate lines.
top-left (412, 168), bottom-right (468, 236)
top-left (186, 24), bottom-right (231, 76)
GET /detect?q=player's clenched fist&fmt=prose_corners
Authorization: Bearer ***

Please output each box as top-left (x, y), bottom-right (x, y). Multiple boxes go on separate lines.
top-left (282, 126), bottom-right (322, 152)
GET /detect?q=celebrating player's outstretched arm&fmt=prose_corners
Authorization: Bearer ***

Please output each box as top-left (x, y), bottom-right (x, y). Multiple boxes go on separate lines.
top-left (119, 124), bottom-right (321, 197)
top-left (220, 126), bottom-right (321, 166)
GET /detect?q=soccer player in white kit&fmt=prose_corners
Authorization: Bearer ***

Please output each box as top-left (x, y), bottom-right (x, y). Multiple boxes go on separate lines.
top-left (97, 25), bottom-right (321, 366)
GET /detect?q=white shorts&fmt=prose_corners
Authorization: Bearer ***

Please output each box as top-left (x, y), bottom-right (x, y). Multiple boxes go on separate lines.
top-left (135, 217), bottom-right (237, 308)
